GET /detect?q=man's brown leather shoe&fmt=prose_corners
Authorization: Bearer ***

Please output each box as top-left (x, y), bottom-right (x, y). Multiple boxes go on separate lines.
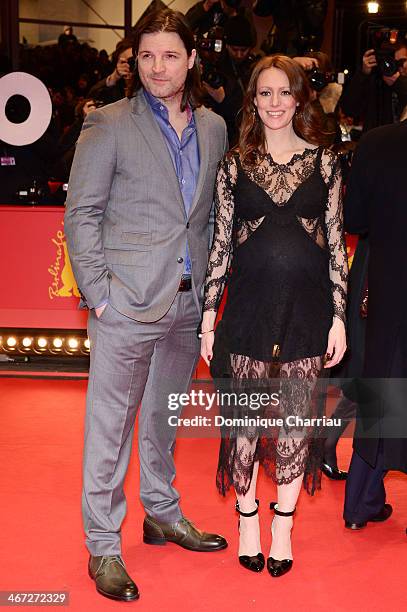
top-left (88, 555), bottom-right (139, 601)
top-left (143, 515), bottom-right (228, 552)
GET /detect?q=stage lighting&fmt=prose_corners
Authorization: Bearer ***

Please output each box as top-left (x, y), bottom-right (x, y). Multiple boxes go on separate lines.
top-left (367, 2), bottom-right (379, 13)
top-left (0, 329), bottom-right (90, 359)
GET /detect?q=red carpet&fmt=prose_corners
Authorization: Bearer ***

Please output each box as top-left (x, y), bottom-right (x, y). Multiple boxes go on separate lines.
top-left (0, 378), bottom-right (406, 611)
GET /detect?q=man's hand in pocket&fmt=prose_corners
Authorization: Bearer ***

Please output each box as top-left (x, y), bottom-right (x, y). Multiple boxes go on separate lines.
top-left (95, 304), bottom-right (107, 319)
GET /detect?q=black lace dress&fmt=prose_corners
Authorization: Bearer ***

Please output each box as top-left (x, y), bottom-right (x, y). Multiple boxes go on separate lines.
top-left (203, 147), bottom-right (348, 496)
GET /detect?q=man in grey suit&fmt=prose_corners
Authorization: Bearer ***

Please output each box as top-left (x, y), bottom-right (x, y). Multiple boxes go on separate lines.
top-left (65, 8), bottom-right (228, 602)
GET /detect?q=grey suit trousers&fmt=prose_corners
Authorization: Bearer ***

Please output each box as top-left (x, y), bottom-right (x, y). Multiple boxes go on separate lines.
top-left (83, 291), bottom-right (200, 556)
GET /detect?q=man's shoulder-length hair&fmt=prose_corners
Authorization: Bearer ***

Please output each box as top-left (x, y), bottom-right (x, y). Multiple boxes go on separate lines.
top-left (126, 8), bottom-right (203, 111)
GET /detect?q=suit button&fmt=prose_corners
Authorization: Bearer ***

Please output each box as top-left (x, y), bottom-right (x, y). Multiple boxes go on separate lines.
top-left (177, 257), bottom-right (184, 263)
top-left (186, 222), bottom-right (190, 229)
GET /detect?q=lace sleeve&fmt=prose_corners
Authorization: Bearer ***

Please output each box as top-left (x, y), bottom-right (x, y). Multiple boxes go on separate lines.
top-left (321, 150), bottom-right (348, 324)
top-left (203, 155), bottom-right (237, 312)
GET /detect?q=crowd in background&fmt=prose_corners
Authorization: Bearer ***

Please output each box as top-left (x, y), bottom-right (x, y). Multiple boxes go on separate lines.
top-left (1, 1), bottom-right (407, 199)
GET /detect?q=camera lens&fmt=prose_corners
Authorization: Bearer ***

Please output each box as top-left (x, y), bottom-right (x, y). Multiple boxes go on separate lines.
top-left (307, 68), bottom-right (328, 92)
top-left (378, 55), bottom-right (398, 77)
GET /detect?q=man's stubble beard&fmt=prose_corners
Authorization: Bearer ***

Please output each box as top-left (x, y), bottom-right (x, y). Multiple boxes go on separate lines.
top-left (145, 76), bottom-right (186, 105)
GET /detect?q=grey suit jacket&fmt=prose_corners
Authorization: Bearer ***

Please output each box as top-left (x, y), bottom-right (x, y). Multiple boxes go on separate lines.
top-left (64, 89), bottom-right (228, 322)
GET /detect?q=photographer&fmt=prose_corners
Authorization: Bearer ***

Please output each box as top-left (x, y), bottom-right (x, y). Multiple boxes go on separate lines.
top-left (201, 14), bottom-right (258, 145)
top-left (185, 0), bottom-right (227, 35)
top-left (295, 52), bottom-right (343, 146)
top-left (341, 40), bottom-right (407, 132)
top-left (185, 0), bottom-right (255, 39)
top-left (88, 38), bottom-right (134, 105)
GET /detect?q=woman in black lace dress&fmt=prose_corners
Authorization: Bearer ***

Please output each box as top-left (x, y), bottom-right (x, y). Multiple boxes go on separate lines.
top-left (200, 56), bottom-right (348, 577)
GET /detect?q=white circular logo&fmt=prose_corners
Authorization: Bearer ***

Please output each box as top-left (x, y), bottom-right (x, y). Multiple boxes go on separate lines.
top-left (0, 72), bottom-right (52, 146)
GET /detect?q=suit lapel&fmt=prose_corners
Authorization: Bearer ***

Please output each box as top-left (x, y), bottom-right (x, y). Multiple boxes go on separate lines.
top-left (189, 107), bottom-right (209, 218)
top-left (130, 91), bottom-right (185, 213)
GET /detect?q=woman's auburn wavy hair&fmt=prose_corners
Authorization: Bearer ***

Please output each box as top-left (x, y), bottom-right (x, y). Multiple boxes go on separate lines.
top-left (236, 54), bottom-right (334, 166)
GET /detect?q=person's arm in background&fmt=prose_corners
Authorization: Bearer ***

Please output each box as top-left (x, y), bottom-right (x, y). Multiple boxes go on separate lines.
top-left (88, 54), bottom-right (130, 98)
top-left (185, 1), bottom-right (218, 32)
top-left (203, 71), bottom-right (241, 114)
top-left (340, 49), bottom-right (376, 119)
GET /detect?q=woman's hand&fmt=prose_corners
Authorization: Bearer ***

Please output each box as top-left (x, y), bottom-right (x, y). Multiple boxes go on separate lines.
top-left (200, 330), bottom-right (215, 366)
top-left (324, 317), bottom-right (347, 368)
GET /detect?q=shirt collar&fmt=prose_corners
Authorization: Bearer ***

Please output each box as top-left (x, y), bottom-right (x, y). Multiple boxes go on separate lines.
top-left (143, 89), bottom-right (194, 126)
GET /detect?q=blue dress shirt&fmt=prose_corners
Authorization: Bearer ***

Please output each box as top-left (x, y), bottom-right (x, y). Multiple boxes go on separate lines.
top-left (144, 89), bottom-right (200, 276)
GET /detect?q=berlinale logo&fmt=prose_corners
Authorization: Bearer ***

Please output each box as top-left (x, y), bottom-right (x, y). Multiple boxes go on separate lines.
top-left (48, 222), bottom-right (80, 299)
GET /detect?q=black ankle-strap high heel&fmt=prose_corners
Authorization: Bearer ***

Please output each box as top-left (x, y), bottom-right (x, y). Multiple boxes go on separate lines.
top-left (235, 499), bottom-right (265, 573)
top-left (267, 502), bottom-right (296, 578)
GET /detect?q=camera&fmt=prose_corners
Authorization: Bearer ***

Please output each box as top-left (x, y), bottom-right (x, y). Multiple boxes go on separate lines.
top-left (306, 66), bottom-right (336, 92)
top-left (200, 61), bottom-right (225, 89)
top-left (197, 25), bottom-right (225, 56)
top-left (198, 37), bottom-right (223, 54)
top-left (369, 27), bottom-right (407, 77)
top-left (376, 51), bottom-right (404, 78)
top-left (127, 56), bottom-right (136, 73)
top-left (197, 27), bottom-right (225, 89)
